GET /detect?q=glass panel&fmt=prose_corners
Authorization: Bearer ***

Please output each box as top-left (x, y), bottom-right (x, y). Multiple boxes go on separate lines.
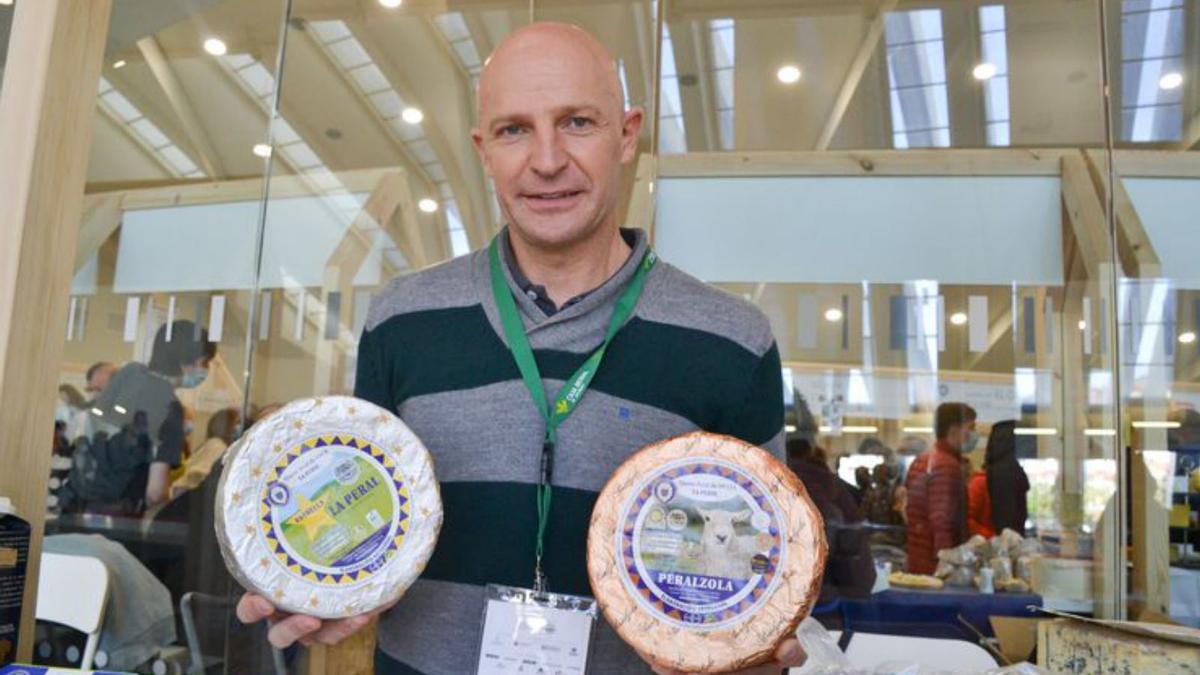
top-left (657, 0), bottom-right (1124, 637)
top-left (50, 2), bottom-right (287, 673)
top-left (1106, 0), bottom-right (1200, 628)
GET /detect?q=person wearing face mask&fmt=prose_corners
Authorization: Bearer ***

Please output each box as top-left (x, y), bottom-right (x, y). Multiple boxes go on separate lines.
top-left (62, 320), bottom-right (215, 514)
top-left (904, 402), bottom-right (977, 574)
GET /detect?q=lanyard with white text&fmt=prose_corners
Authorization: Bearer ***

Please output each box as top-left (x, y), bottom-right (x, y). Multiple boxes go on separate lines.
top-left (488, 235), bottom-right (656, 592)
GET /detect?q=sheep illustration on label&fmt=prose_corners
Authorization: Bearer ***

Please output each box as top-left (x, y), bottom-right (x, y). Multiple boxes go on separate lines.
top-left (588, 432), bottom-right (826, 673)
top-left (620, 460), bottom-right (784, 628)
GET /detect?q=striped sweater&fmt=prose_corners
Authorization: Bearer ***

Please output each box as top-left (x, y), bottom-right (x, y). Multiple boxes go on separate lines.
top-left (355, 228), bottom-right (784, 673)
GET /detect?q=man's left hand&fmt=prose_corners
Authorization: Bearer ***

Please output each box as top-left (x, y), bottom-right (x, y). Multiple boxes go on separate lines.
top-left (644, 636), bottom-right (806, 675)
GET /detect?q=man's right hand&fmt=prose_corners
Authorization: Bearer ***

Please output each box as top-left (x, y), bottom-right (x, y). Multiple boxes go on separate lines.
top-left (236, 593), bottom-right (375, 649)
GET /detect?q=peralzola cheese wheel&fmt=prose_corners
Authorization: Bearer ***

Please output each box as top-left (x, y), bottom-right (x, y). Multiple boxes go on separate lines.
top-left (587, 432), bottom-right (826, 672)
top-left (215, 396), bottom-right (441, 619)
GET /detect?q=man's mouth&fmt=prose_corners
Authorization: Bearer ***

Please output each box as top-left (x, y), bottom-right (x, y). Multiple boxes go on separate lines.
top-left (522, 190), bottom-right (584, 211)
top-left (526, 190), bottom-right (582, 200)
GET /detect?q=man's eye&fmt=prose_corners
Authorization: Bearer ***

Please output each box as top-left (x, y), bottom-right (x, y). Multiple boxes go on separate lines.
top-left (566, 116), bottom-right (593, 130)
top-left (498, 124), bottom-right (524, 137)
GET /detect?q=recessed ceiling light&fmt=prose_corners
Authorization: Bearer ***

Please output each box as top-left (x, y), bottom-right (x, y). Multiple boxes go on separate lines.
top-left (0, 1), bottom-right (13, 6)
top-left (1159, 72), bottom-right (1183, 90)
top-left (776, 65), bottom-right (802, 84)
top-left (379, 0), bottom-right (403, 7)
top-left (113, 59), bottom-right (127, 69)
top-left (401, 107), bottom-right (424, 124)
top-left (1078, 320), bottom-right (1087, 330)
top-left (1180, 331), bottom-right (1197, 344)
top-left (949, 312), bottom-right (968, 326)
top-left (902, 426), bottom-right (934, 434)
top-left (203, 38), bottom-right (228, 56)
top-left (418, 198), bottom-right (439, 213)
top-left (824, 307), bottom-right (843, 322)
top-left (252, 143), bottom-right (272, 158)
top-left (973, 62), bottom-right (997, 81)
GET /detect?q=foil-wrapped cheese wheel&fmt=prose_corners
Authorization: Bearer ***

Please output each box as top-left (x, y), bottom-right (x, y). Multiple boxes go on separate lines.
top-left (216, 396), bottom-right (441, 619)
top-left (588, 432), bottom-right (826, 672)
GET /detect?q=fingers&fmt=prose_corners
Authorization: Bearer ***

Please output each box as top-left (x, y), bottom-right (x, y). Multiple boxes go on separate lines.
top-left (237, 593), bottom-right (374, 649)
top-left (236, 594), bottom-right (278, 624)
top-left (307, 614), bottom-right (374, 646)
top-left (267, 614), bottom-right (323, 649)
top-left (773, 637), bottom-right (807, 668)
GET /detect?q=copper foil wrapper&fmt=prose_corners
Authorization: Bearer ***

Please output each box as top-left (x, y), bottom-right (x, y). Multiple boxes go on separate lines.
top-left (587, 432), bottom-right (826, 672)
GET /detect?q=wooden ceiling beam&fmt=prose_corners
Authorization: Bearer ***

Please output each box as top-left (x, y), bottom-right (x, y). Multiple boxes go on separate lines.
top-left (814, 0), bottom-right (897, 151)
top-left (136, 35), bottom-right (227, 178)
top-left (659, 148), bottom-right (1071, 177)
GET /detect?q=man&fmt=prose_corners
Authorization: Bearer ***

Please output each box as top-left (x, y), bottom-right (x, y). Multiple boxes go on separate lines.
top-left (84, 361), bottom-right (116, 397)
top-left (905, 402), bottom-right (976, 574)
top-left (237, 22), bottom-right (803, 675)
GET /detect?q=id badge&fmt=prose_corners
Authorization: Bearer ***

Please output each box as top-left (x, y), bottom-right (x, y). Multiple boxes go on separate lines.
top-left (475, 584), bottom-right (597, 674)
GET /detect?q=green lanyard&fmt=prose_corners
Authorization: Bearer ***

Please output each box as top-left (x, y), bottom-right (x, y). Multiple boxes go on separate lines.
top-left (488, 234), bottom-right (656, 591)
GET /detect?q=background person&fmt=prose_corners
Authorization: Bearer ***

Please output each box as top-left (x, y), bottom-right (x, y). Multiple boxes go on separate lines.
top-left (984, 420), bottom-right (1029, 536)
top-left (61, 321), bottom-right (214, 514)
top-left (905, 402), bottom-right (976, 574)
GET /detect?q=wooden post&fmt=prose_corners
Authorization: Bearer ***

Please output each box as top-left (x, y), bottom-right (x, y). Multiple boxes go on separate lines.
top-left (0, 0), bottom-right (113, 662)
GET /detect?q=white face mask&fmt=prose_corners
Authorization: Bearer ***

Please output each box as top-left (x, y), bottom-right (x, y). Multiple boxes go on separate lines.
top-left (181, 368), bottom-right (209, 389)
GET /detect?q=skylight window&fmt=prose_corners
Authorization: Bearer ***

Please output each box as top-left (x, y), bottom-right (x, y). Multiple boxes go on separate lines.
top-left (884, 10), bottom-right (951, 149)
top-left (308, 21), bottom-right (461, 253)
top-left (434, 12), bottom-right (483, 83)
top-left (97, 77), bottom-right (205, 178)
top-left (709, 18), bottom-right (735, 150)
top-left (1120, 0), bottom-right (1185, 142)
top-left (658, 22), bottom-right (687, 154)
top-left (979, 6), bottom-right (1011, 146)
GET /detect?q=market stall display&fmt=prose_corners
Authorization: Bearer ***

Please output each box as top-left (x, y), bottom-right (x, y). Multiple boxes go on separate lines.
top-left (587, 432), bottom-right (826, 672)
top-left (215, 396), bottom-right (441, 619)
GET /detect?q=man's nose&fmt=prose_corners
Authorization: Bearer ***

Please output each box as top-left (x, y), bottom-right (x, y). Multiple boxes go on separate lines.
top-left (529, 127), bottom-right (568, 178)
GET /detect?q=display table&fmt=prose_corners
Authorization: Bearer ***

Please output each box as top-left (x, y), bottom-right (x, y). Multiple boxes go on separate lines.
top-left (814, 586), bottom-right (1043, 638)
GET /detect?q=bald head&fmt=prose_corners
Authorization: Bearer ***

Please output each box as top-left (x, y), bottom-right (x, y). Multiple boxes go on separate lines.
top-left (478, 22), bottom-right (624, 121)
top-left (470, 22), bottom-right (642, 252)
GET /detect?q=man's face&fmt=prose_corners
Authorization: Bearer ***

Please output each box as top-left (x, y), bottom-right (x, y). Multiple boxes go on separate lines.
top-left (472, 33), bottom-right (643, 249)
top-left (947, 420), bottom-right (976, 450)
top-left (86, 364), bottom-right (115, 395)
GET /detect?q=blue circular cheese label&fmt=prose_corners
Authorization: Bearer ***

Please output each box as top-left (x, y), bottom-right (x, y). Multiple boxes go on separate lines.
top-left (260, 434), bottom-right (409, 585)
top-left (616, 457), bottom-right (785, 629)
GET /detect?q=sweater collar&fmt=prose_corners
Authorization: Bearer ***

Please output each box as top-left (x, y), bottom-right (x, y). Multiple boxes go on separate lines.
top-left (494, 226), bottom-right (649, 329)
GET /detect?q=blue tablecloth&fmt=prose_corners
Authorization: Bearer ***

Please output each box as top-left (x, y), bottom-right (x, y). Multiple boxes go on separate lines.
top-left (814, 587), bottom-right (1043, 638)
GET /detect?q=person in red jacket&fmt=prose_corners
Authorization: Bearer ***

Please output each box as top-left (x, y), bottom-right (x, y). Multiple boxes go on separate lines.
top-left (905, 402), bottom-right (976, 573)
top-left (966, 462), bottom-right (995, 538)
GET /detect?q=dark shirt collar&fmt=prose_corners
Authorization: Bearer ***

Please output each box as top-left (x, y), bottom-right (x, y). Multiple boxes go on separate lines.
top-left (501, 228), bottom-right (640, 317)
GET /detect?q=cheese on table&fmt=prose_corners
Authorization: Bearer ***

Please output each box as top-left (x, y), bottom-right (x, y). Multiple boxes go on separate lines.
top-left (216, 396), bottom-right (441, 619)
top-left (588, 432), bottom-right (826, 672)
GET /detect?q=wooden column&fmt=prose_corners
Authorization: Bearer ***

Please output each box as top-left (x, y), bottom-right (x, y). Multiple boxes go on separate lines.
top-left (0, 0), bottom-right (113, 662)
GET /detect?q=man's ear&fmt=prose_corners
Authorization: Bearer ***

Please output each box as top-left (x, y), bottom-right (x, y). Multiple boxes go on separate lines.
top-left (620, 106), bottom-right (645, 164)
top-left (471, 127), bottom-right (492, 177)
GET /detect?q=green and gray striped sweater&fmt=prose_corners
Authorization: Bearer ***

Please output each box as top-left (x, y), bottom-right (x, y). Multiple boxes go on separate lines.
top-left (355, 228), bottom-right (783, 673)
